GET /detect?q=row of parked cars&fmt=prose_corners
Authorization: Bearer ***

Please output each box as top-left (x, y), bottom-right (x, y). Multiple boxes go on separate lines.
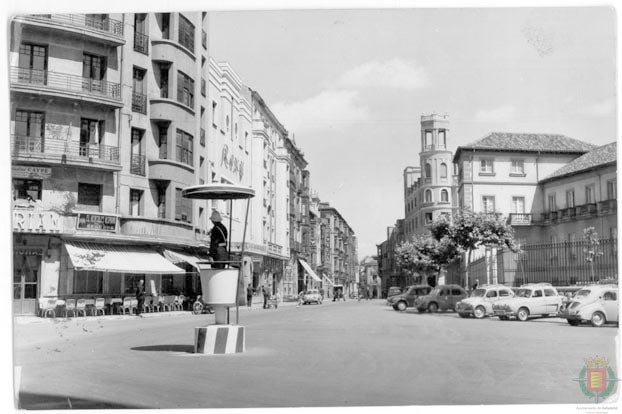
top-left (387, 282), bottom-right (619, 327)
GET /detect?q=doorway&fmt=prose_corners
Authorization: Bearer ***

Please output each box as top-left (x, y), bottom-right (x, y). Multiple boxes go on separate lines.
top-left (13, 251), bottom-right (41, 315)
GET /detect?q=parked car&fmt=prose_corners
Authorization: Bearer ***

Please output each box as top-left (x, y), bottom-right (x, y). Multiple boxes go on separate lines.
top-left (563, 285), bottom-right (618, 327)
top-left (387, 286), bottom-right (402, 298)
top-left (414, 284), bottom-right (468, 313)
top-left (492, 283), bottom-right (563, 321)
top-left (302, 289), bottom-right (323, 305)
top-left (455, 284), bottom-right (515, 319)
top-left (389, 285), bottom-right (433, 311)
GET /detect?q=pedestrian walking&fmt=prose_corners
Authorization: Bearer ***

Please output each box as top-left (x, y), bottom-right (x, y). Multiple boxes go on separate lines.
top-left (208, 210), bottom-right (228, 269)
top-left (262, 285), bottom-right (271, 309)
top-left (297, 289), bottom-right (305, 307)
top-left (246, 284), bottom-right (254, 310)
top-left (366, 286), bottom-right (371, 300)
top-left (136, 279), bottom-right (145, 317)
top-left (319, 288), bottom-right (324, 301)
top-left (273, 289), bottom-right (281, 309)
top-left (472, 279), bottom-right (479, 291)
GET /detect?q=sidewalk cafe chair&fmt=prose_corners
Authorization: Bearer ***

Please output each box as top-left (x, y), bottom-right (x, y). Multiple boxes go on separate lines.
top-left (142, 296), bottom-right (153, 313)
top-left (130, 298), bottom-right (138, 314)
top-left (173, 295), bottom-right (183, 311)
top-left (120, 297), bottom-right (133, 315)
top-left (63, 298), bottom-right (77, 318)
top-left (76, 299), bottom-right (88, 317)
top-left (39, 298), bottom-right (57, 319)
top-left (92, 298), bottom-right (106, 316)
top-left (159, 295), bottom-right (171, 311)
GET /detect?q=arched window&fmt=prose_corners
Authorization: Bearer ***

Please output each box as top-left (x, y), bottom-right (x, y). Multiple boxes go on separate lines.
top-left (441, 189), bottom-right (449, 202)
top-left (425, 163), bottom-right (432, 178)
top-left (440, 163), bottom-right (448, 179)
top-left (425, 189), bottom-right (432, 203)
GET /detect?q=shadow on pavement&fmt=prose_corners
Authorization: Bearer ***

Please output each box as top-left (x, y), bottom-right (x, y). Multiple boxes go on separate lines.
top-left (131, 344), bottom-right (195, 353)
top-left (19, 391), bottom-right (141, 409)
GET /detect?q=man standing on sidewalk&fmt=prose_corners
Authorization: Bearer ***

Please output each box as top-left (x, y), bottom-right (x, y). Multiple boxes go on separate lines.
top-left (246, 284), bottom-right (254, 310)
top-left (136, 279), bottom-right (145, 317)
top-left (262, 285), bottom-right (271, 309)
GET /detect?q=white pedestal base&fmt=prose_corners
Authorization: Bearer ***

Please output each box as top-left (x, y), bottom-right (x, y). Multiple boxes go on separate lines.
top-left (194, 325), bottom-right (245, 354)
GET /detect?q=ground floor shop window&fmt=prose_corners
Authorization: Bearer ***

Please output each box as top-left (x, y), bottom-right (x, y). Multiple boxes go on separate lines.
top-left (13, 179), bottom-right (42, 202)
top-left (108, 272), bottom-right (122, 294)
top-left (73, 271), bottom-right (103, 294)
top-left (124, 274), bottom-right (145, 294)
top-left (161, 274), bottom-right (186, 295)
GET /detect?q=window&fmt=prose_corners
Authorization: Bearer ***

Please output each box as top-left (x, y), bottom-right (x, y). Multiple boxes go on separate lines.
top-left (548, 194), bottom-right (557, 212)
top-left (82, 53), bottom-right (106, 92)
top-left (18, 43), bottom-right (47, 84)
top-left (130, 128), bottom-right (145, 175)
top-left (544, 289), bottom-right (556, 297)
top-left (440, 163), bottom-right (448, 179)
top-left (607, 180), bottom-right (616, 200)
top-left (425, 213), bottom-right (433, 224)
top-left (157, 183), bottom-right (167, 219)
top-left (80, 118), bottom-right (104, 157)
top-left (510, 159), bottom-right (525, 175)
top-left (14, 110), bottom-right (45, 141)
top-left (585, 185), bottom-right (595, 204)
top-left (13, 179), bottom-right (42, 201)
top-left (175, 188), bottom-right (192, 223)
top-left (441, 189), bottom-right (449, 202)
top-left (73, 271), bottom-right (103, 294)
top-left (485, 290), bottom-right (497, 298)
top-left (424, 189), bottom-right (432, 203)
top-left (480, 159), bottom-right (494, 174)
top-left (129, 189), bottom-right (143, 216)
top-left (565, 190), bottom-right (575, 208)
top-left (482, 196), bottom-right (495, 213)
top-left (499, 289), bottom-right (511, 297)
top-left (177, 71), bottom-right (194, 108)
top-left (77, 183), bottom-right (102, 211)
top-left (451, 289), bottom-right (463, 296)
top-left (424, 130), bottom-right (432, 148)
top-left (124, 274), bottom-right (144, 294)
top-left (178, 14), bottom-right (195, 51)
top-left (603, 292), bottom-right (617, 301)
top-left (159, 63), bottom-right (169, 98)
top-left (424, 163), bottom-right (432, 178)
top-left (158, 123), bottom-right (168, 159)
top-left (211, 101), bottom-right (218, 127)
top-left (132, 67), bottom-right (147, 114)
top-left (438, 130), bottom-right (446, 147)
top-left (512, 196), bottom-right (525, 214)
top-left (532, 290), bottom-right (543, 298)
top-left (175, 129), bottom-right (193, 166)
top-left (160, 13), bottom-right (170, 39)
top-left (133, 14), bottom-right (148, 54)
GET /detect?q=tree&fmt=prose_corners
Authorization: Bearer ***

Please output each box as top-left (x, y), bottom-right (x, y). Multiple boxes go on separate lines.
top-left (583, 227), bottom-right (603, 282)
top-left (430, 210), bottom-right (519, 288)
top-left (395, 234), bottom-right (460, 287)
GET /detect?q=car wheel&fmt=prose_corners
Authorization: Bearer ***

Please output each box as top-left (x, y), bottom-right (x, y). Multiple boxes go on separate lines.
top-left (474, 306), bottom-right (486, 319)
top-left (591, 311), bottom-right (606, 327)
top-left (517, 307), bottom-right (529, 322)
top-left (396, 301), bottom-right (407, 312)
top-left (458, 313), bottom-right (467, 318)
top-left (428, 302), bottom-right (439, 313)
top-left (499, 316), bottom-right (509, 321)
top-left (567, 319), bottom-right (580, 326)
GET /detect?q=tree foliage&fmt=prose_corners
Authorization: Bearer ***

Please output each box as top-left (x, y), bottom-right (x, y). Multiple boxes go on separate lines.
top-left (395, 234), bottom-right (460, 278)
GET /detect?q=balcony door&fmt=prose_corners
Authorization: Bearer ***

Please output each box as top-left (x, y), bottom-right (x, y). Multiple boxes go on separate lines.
top-left (82, 53), bottom-right (106, 93)
top-left (13, 251), bottom-right (40, 315)
top-left (80, 118), bottom-right (103, 158)
top-left (14, 110), bottom-right (45, 153)
top-left (18, 43), bottom-right (47, 85)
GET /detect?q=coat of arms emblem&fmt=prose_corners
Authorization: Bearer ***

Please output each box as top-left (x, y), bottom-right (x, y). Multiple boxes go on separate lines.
top-left (573, 356), bottom-right (619, 403)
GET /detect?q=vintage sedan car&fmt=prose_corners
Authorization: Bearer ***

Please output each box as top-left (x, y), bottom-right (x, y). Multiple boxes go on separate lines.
top-left (389, 285), bottom-right (433, 311)
top-left (492, 283), bottom-right (563, 321)
top-left (414, 284), bottom-right (468, 313)
top-left (563, 285), bottom-right (618, 327)
top-left (387, 286), bottom-right (402, 298)
top-left (302, 289), bottom-right (323, 305)
top-left (455, 284), bottom-right (515, 319)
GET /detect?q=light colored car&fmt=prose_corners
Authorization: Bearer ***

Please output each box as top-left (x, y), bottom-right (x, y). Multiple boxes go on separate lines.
top-left (563, 285), bottom-right (619, 327)
top-left (455, 284), bottom-right (515, 319)
top-left (414, 284), bottom-right (468, 313)
top-left (492, 283), bottom-right (563, 321)
top-left (302, 289), bottom-right (322, 305)
top-left (388, 285), bottom-right (433, 311)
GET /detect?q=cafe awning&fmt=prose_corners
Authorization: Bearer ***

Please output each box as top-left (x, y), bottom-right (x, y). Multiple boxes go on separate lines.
top-left (298, 259), bottom-right (322, 282)
top-left (64, 241), bottom-right (185, 274)
top-left (322, 273), bottom-right (335, 286)
top-left (162, 249), bottom-right (209, 271)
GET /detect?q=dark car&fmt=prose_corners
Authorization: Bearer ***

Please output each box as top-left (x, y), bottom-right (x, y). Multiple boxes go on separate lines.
top-left (388, 285), bottom-right (433, 311)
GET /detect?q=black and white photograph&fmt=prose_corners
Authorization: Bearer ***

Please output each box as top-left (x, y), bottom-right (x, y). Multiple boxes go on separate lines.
top-left (3, 1), bottom-right (620, 412)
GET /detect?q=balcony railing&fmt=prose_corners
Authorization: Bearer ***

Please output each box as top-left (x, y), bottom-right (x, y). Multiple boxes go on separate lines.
top-left (508, 213), bottom-right (532, 226)
top-left (26, 14), bottom-right (124, 37)
top-left (130, 154), bottom-right (146, 176)
top-left (134, 32), bottom-right (149, 54)
top-left (598, 199), bottom-right (617, 214)
top-left (10, 67), bottom-right (121, 100)
top-left (11, 134), bottom-right (119, 163)
top-left (132, 92), bottom-right (147, 114)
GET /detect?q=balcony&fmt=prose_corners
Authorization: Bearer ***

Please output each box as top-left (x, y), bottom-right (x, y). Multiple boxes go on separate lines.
top-left (10, 67), bottom-right (122, 107)
top-left (578, 203), bottom-right (598, 216)
top-left (267, 242), bottom-right (285, 258)
top-left (11, 135), bottom-right (121, 171)
top-left (119, 217), bottom-right (195, 244)
top-left (14, 14), bottom-right (125, 46)
top-left (134, 32), bottom-right (149, 54)
top-left (132, 92), bottom-right (147, 114)
top-left (130, 154), bottom-right (146, 176)
top-left (598, 199), bottom-right (617, 215)
top-left (508, 213), bottom-right (532, 226)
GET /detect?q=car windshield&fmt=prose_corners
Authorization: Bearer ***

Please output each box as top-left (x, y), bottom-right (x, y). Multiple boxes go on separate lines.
top-left (575, 289), bottom-right (591, 297)
top-left (471, 289), bottom-right (486, 297)
top-left (431, 288), bottom-right (441, 296)
top-left (516, 289), bottom-right (532, 298)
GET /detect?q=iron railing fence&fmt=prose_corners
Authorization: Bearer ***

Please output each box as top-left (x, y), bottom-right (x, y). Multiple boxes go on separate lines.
top-left (130, 154), bottom-right (146, 176)
top-left (26, 14), bottom-right (124, 37)
top-left (11, 134), bottom-right (119, 162)
top-left (133, 32), bottom-right (149, 54)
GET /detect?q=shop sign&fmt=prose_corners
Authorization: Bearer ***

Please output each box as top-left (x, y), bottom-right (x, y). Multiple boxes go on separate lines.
top-left (221, 144), bottom-right (244, 180)
top-left (13, 210), bottom-right (62, 233)
top-left (12, 166), bottom-right (52, 179)
top-left (77, 213), bottom-right (118, 232)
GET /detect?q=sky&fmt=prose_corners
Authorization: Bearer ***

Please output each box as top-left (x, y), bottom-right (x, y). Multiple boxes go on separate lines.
top-left (208, 7), bottom-right (617, 259)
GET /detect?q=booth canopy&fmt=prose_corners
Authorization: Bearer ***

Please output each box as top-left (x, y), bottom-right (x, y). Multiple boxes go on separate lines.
top-left (162, 249), bottom-right (209, 271)
top-left (65, 241), bottom-right (185, 274)
top-left (182, 183), bottom-right (255, 200)
top-left (298, 259), bottom-right (322, 283)
top-left (322, 273), bottom-right (335, 286)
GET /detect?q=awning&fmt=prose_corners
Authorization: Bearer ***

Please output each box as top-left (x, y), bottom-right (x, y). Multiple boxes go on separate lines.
top-left (322, 273), bottom-right (335, 286)
top-left (298, 259), bottom-right (322, 282)
top-left (162, 249), bottom-right (209, 271)
top-left (64, 241), bottom-right (185, 274)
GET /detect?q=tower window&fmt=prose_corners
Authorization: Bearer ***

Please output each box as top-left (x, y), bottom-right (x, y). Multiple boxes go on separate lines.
top-left (440, 163), bottom-right (448, 179)
top-left (425, 163), bottom-right (432, 178)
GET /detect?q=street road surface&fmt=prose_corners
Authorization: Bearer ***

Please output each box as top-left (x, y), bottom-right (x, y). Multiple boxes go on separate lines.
top-left (13, 299), bottom-right (618, 409)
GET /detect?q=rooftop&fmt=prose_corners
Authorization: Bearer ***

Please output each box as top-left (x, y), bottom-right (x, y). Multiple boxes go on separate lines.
top-left (540, 142), bottom-right (617, 182)
top-left (453, 132), bottom-right (596, 162)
